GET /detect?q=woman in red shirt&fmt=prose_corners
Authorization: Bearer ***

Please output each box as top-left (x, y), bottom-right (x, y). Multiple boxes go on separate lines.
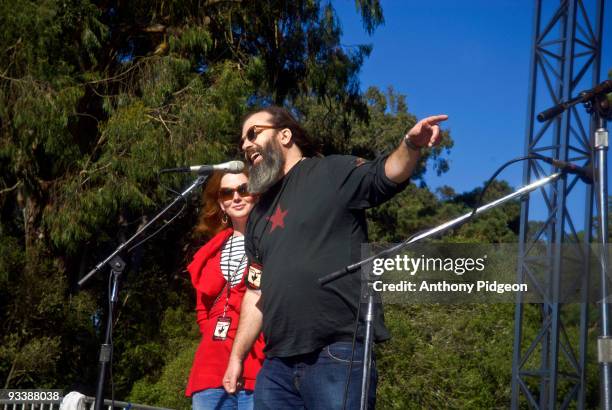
top-left (186, 171), bottom-right (265, 409)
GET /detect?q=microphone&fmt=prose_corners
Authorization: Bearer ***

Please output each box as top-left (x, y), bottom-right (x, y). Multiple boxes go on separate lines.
top-left (530, 154), bottom-right (593, 183)
top-left (160, 160), bottom-right (245, 175)
top-left (579, 79), bottom-right (612, 102)
top-left (537, 80), bottom-right (612, 122)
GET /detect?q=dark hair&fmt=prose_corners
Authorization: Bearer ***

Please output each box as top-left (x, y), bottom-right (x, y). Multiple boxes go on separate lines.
top-left (242, 106), bottom-right (320, 157)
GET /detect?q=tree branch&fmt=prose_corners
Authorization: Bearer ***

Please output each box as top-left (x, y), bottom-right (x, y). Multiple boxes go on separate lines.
top-left (0, 181), bottom-right (21, 196)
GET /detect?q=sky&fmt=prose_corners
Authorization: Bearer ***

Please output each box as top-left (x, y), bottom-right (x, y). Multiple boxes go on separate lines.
top-left (334, 1), bottom-right (612, 226)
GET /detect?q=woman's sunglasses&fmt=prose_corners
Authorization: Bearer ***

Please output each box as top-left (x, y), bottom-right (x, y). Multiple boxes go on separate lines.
top-left (219, 183), bottom-right (251, 201)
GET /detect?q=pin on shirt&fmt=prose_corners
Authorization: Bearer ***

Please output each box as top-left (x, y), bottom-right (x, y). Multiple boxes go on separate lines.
top-left (247, 263), bottom-right (262, 290)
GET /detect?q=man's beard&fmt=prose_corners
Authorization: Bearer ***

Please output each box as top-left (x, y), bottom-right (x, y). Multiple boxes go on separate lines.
top-left (247, 138), bottom-right (285, 194)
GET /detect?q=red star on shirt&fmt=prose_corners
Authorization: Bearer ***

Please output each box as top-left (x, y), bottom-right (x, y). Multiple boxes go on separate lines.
top-left (267, 205), bottom-right (288, 233)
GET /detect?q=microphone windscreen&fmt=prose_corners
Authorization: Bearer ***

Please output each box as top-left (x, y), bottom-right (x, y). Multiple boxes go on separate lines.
top-left (229, 160), bottom-right (245, 173)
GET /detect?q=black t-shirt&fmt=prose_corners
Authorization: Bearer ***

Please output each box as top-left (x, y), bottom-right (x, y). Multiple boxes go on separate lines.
top-left (244, 154), bottom-right (409, 358)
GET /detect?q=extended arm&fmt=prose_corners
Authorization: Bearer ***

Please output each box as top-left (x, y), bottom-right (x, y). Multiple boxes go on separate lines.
top-left (384, 114), bottom-right (448, 183)
top-left (223, 288), bottom-right (263, 393)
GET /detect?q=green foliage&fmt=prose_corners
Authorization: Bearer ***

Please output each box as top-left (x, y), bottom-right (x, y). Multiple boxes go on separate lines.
top-left (295, 86), bottom-right (452, 182)
top-left (353, 0), bottom-right (385, 35)
top-left (0, 0), bottom-right (104, 80)
top-left (378, 303), bottom-right (600, 409)
top-left (128, 341), bottom-right (197, 410)
top-left (126, 306), bottom-right (198, 410)
top-left (367, 179), bottom-right (520, 244)
top-left (0, 245), bottom-right (98, 387)
top-left (169, 25), bottom-right (212, 64)
top-left (1, 0), bottom-right (601, 407)
top-left (0, 234), bottom-right (23, 288)
top-left (377, 304), bottom-right (515, 408)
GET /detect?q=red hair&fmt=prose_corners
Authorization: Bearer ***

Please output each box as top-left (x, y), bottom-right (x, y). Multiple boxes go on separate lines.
top-left (194, 170), bottom-right (249, 238)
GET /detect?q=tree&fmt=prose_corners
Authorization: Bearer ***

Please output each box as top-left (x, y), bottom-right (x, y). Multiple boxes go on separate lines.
top-left (0, 0), bottom-right (404, 395)
top-left (2, 1), bottom-right (559, 407)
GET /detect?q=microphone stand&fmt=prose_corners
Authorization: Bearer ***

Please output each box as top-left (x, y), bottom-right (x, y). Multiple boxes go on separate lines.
top-left (320, 171), bottom-right (567, 410)
top-left (80, 175), bottom-right (209, 410)
top-left (594, 117), bottom-right (611, 409)
top-left (588, 92), bottom-right (611, 410)
top-left (539, 80), bottom-right (611, 409)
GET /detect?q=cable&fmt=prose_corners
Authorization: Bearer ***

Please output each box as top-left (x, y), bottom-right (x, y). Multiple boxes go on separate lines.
top-left (469, 155), bottom-right (536, 219)
top-left (342, 297), bottom-right (362, 410)
top-left (404, 155), bottom-right (546, 246)
top-left (340, 153), bottom-right (552, 409)
top-left (126, 200), bottom-right (187, 253)
top-left (107, 268), bottom-right (115, 410)
top-left (156, 172), bottom-right (184, 198)
top-left (126, 175), bottom-right (191, 253)
top-left (93, 175), bottom-right (203, 408)
top-left (125, 174), bottom-right (194, 252)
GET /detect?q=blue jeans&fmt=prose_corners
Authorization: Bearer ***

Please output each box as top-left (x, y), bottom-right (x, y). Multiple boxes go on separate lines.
top-left (254, 341), bottom-right (377, 409)
top-left (192, 388), bottom-right (254, 410)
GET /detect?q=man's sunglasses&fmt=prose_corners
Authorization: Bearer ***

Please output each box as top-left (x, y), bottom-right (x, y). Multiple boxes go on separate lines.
top-left (219, 183), bottom-right (251, 201)
top-left (242, 125), bottom-right (279, 143)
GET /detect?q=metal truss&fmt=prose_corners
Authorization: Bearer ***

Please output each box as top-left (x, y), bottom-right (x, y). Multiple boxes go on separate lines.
top-left (511, 0), bottom-right (605, 409)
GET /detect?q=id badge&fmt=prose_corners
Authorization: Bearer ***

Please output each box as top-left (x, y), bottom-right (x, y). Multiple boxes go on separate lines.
top-left (213, 316), bottom-right (232, 341)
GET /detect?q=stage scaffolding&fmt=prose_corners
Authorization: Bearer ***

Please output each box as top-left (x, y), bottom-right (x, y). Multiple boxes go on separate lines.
top-left (511, 0), bottom-right (606, 408)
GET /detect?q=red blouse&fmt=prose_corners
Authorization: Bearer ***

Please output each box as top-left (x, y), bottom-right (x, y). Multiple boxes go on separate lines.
top-left (185, 228), bottom-right (265, 396)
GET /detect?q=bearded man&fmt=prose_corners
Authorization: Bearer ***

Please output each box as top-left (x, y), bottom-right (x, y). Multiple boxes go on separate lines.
top-left (223, 106), bottom-right (447, 409)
